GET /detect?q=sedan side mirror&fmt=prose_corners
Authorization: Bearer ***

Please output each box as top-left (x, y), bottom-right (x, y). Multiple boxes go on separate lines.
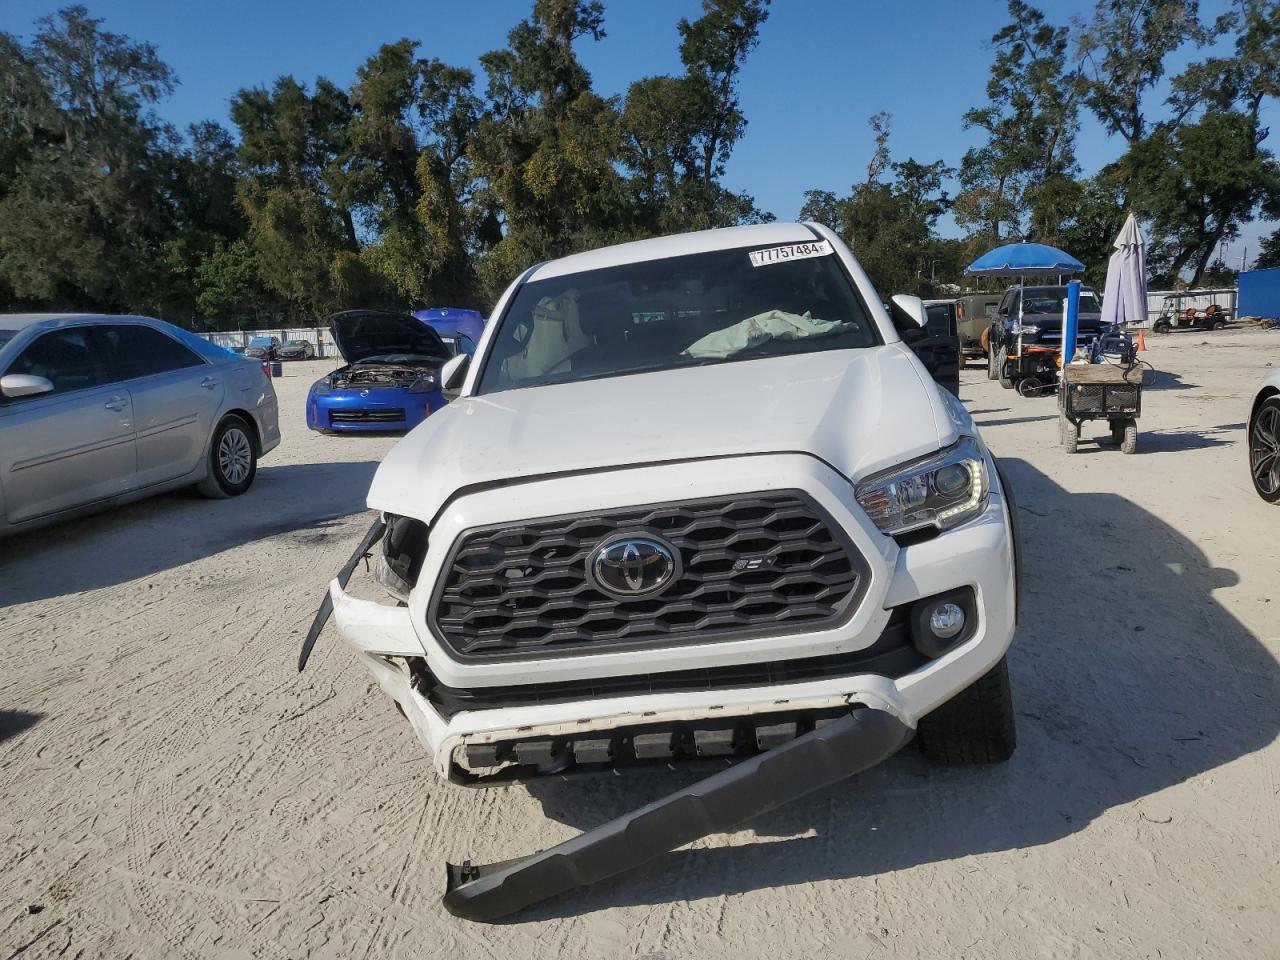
top-left (441, 354), bottom-right (470, 400)
top-left (0, 373), bottom-right (55, 399)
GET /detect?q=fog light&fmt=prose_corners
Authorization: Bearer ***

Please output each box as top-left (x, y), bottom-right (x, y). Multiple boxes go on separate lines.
top-left (929, 602), bottom-right (965, 639)
top-left (908, 588), bottom-right (976, 659)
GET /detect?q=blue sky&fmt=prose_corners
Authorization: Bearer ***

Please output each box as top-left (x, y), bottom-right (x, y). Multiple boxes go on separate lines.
top-left (3, 0), bottom-right (1272, 264)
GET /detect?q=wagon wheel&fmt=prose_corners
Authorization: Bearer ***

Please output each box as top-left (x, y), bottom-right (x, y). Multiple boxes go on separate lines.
top-left (1120, 418), bottom-right (1138, 454)
top-left (1060, 411), bottom-right (1078, 454)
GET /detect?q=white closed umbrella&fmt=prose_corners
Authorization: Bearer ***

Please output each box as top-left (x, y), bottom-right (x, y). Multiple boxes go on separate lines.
top-left (1101, 212), bottom-right (1147, 328)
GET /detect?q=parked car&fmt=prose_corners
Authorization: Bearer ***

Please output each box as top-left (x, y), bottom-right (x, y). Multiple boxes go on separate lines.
top-left (302, 225), bottom-right (1019, 917)
top-left (412, 307), bottom-right (485, 356)
top-left (0, 314), bottom-right (280, 537)
top-left (1249, 371), bottom-right (1280, 503)
top-left (244, 335), bottom-right (280, 360)
top-left (306, 310), bottom-right (452, 433)
top-left (917, 299), bottom-right (962, 396)
top-left (988, 284), bottom-right (1104, 388)
top-left (278, 338), bottom-right (315, 360)
top-left (955, 292), bottom-right (1003, 360)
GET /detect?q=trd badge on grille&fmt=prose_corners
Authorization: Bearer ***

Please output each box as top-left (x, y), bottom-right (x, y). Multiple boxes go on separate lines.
top-left (587, 535), bottom-right (681, 599)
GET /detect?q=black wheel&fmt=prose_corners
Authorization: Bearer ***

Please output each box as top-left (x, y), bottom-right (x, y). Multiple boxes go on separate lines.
top-left (1249, 397), bottom-right (1280, 502)
top-left (917, 657), bottom-right (1017, 764)
top-left (987, 344), bottom-right (999, 380)
top-left (1120, 418), bottom-right (1138, 454)
top-left (1061, 413), bottom-right (1078, 453)
top-left (198, 415), bottom-right (258, 498)
top-left (1111, 419), bottom-right (1125, 445)
top-left (997, 347), bottom-right (1014, 389)
top-left (1016, 377), bottom-right (1041, 398)
top-left (1154, 321), bottom-right (1171, 335)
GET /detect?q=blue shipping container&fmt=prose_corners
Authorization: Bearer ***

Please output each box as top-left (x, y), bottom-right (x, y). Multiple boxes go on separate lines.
top-left (1238, 266), bottom-right (1280, 319)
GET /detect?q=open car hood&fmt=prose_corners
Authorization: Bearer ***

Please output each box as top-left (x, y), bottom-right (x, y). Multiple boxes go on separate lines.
top-left (328, 310), bottom-right (450, 364)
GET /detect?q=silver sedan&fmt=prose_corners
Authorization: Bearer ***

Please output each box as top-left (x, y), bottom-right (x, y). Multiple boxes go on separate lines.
top-left (0, 314), bottom-right (281, 537)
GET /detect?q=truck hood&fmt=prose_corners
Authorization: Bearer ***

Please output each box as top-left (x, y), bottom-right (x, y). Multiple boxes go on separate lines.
top-left (367, 345), bottom-right (956, 521)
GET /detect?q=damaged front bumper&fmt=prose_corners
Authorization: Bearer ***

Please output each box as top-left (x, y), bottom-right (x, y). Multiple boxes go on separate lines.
top-left (442, 706), bottom-right (913, 922)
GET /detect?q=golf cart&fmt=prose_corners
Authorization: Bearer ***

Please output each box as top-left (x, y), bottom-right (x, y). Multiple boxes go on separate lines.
top-left (1152, 291), bottom-right (1233, 333)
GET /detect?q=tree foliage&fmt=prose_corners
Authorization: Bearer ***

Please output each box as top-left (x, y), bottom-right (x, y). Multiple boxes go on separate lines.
top-left (1, 0), bottom-right (1278, 323)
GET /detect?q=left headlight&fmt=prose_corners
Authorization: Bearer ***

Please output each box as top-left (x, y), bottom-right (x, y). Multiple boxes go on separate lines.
top-left (1012, 323), bottom-right (1040, 336)
top-left (407, 372), bottom-right (437, 394)
top-left (373, 513), bottom-right (429, 601)
top-left (855, 437), bottom-right (990, 536)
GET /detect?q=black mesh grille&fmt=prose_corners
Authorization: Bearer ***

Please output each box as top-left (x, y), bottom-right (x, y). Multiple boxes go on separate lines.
top-left (329, 407), bottom-right (405, 424)
top-left (429, 491), bottom-right (867, 659)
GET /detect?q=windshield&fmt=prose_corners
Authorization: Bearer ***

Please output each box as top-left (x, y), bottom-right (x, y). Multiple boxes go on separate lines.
top-left (0, 330), bottom-right (16, 349)
top-left (248, 337), bottom-right (273, 347)
top-left (477, 242), bottom-right (876, 394)
top-left (1022, 289), bottom-right (1102, 315)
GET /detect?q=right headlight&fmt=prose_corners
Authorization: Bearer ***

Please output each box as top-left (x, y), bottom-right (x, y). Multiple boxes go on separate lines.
top-left (374, 513), bottom-right (429, 601)
top-left (855, 437), bottom-right (990, 536)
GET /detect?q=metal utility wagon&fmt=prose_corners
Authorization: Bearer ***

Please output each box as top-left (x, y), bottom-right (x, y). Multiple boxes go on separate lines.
top-left (1059, 363), bottom-right (1144, 454)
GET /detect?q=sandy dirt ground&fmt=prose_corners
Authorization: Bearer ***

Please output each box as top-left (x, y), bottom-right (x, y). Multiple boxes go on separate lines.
top-left (2, 330), bottom-right (1279, 960)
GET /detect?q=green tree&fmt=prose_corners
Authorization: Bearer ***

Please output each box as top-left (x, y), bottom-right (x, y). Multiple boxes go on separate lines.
top-left (1255, 228), bottom-right (1280, 269)
top-left (802, 117), bottom-right (953, 296)
top-left (1076, 0), bottom-right (1220, 146)
top-left (0, 6), bottom-right (183, 314)
top-left (231, 76), bottom-right (360, 315)
top-left (469, 0), bottom-right (626, 301)
top-left (955, 1), bottom-right (1082, 240)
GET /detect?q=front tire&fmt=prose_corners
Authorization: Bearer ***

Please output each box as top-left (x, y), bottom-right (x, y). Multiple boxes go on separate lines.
top-left (1249, 397), bottom-right (1280, 503)
top-left (997, 347), bottom-right (1014, 389)
top-left (198, 415), bottom-right (258, 498)
top-left (917, 657), bottom-right (1017, 764)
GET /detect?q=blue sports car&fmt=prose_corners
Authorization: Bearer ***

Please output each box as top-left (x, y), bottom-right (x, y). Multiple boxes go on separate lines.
top-left (412, 307), bottom-right (485, 356)
top-left (306, 310), bottom-right (451, 433)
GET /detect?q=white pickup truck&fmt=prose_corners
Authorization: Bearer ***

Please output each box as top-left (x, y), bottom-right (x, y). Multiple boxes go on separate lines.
top-left (301, 222), bottom-right (1020, 919)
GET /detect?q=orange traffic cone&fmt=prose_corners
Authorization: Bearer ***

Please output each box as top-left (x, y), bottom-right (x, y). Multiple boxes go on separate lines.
top-left (1137, 329), bottom-right (1147, 352)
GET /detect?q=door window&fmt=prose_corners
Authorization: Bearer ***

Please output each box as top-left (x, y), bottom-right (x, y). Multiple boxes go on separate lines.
top-left (4, 328), bottom-right (109, 396)
top-left (97, 325), bottom-right (205, 382)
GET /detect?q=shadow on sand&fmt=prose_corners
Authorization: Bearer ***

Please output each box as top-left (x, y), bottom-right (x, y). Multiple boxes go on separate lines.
top-left (512, 457), bottom-right (1279, 918)
top-left (0, 710), bottom-right (41, 745)
top-left (0, 460), bottom-right (379, 605)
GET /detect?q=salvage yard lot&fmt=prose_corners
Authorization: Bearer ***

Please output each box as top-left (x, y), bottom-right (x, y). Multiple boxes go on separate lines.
top-left (2, 333), bottom-right (1278, 959)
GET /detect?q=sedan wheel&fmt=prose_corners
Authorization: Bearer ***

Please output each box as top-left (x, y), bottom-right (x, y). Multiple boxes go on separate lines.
top-left (198, 415), bottom-right (258, 498)
top-left (1249, 397), bottom-right (1280, 503)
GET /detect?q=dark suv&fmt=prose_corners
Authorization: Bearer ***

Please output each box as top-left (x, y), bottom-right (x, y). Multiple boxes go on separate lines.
top-left (916, 300), bottom-right (962, 396)
top-left (988, 285), bottom-right (1103, 384)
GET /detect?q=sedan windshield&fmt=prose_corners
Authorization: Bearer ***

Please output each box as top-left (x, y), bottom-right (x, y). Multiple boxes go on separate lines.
top-left (477, 242), bottom-right (877, 394)
top-left (248, 337), bottom-right (273, 347)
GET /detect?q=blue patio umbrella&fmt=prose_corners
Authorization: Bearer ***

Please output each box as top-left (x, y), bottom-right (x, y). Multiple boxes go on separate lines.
top-left (964, 242), bottom-right (1084, 278)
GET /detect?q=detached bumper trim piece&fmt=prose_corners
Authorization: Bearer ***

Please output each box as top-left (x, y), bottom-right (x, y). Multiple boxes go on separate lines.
top-left (441, 706), bottom-right (912, 922)
top-left (297, 517), bottom-right (386, 672)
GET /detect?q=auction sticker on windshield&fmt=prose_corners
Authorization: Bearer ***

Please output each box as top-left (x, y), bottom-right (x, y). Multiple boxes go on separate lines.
top-left (748, 239), bottom-right (832, 268)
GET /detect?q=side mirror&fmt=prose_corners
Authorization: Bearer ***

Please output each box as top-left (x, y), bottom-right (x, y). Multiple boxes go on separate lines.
top-left (0, 373), bottom-right (55, 399)
top-left (889, 294), bottom-right (928, 342)
top-left (441, 354), bottom-right (470, 400)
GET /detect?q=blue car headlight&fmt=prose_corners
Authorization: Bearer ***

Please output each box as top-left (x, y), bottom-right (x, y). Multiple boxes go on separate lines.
top-left (407, 372), bottom-right (437, 394)
top-left (312, 376), bottom-right (332, 397)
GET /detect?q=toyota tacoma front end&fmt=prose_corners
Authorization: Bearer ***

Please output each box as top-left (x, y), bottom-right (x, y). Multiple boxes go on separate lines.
top-left (301, 223), bottom-right (1019, 915)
